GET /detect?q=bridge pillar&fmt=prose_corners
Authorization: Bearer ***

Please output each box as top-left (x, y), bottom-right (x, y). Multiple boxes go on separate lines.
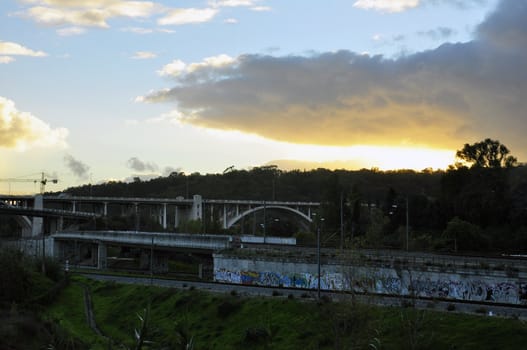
top-left (174, 206), bottom-right (179, 229)
top-left (191, 195), bottom-right (202, 221)
top-left (31, 195), bottom-right (43, 237)
top-left (49, 216), bottom-right (63, 233)
top-left (97, 242), bottom-right (107, 269)
top-left (103, 202), bottom-right (108, 216)
top-left (223, 204), bottom-right (227, 229)
top-left (162, 203), bottom-right (167, 229)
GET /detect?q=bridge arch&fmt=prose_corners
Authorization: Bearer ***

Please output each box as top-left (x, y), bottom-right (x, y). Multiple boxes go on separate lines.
top-left (226, 205), bottom-right (313, 228)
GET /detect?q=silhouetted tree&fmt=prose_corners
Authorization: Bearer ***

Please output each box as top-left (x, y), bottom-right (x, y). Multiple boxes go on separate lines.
top-left (455, 138), bottom-right (517, 169)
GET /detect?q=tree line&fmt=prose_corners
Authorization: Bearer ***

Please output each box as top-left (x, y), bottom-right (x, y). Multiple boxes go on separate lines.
top-left (61, 139), bottom-right (527, 254)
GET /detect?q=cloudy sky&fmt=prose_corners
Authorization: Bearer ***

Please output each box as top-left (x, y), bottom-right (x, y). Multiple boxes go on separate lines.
top-left (2, 0), bottom-right (525, 193)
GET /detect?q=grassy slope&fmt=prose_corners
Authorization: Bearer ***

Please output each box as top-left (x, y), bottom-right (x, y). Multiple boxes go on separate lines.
top-left (45, 276), bottom-right (527, 349)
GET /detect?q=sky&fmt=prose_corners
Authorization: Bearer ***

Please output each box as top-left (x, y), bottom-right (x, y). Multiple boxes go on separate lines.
top-left (1, 0), bottom-right (525, 194)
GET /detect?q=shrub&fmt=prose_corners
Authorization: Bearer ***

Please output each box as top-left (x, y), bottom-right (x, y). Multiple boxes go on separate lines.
top-left (243, 327), bottom-right (269, 344)
top-left (0, 249), bottom-right (33, 304)
top-left (217, 300), bottom-right (240, 318)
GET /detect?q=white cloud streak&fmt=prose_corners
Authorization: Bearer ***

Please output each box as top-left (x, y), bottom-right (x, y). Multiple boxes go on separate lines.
top-left (131, 51), bottom-right (157, 59)
top-left (56, 26), bottom-right (86, 36)
top-left (0, 40), bottom-right (47, 57)
top-left (0, 56), bottom-right (15, 64)
top-left (158, 8), bottom-right (218, 26)
top-left (353, 0), bottom-right (420, 13)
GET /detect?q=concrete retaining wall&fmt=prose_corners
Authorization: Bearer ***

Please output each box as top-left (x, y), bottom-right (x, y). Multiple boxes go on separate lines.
top-left (213, 252), bottom-right (527, 305)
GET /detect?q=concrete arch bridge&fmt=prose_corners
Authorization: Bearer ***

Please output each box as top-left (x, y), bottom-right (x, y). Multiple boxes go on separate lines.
top-left (0, 194), bottom-right (320, 233)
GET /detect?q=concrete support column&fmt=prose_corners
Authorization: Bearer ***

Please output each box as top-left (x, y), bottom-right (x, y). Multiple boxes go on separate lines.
top-left (49, 216), bottom-right (64, 233)
top-left (103, 202), bottom-right (108, 216)
top-left (223, 204), bottom-right (227, 229)
top-left (97, 242), bottom-right (107, 269)
top-left (134, 203), bottom-right (139, 231)
top-left (174, 206), bottom-right (179, 229)
top-left (31, 194), bottom-right (43, 237)
top-left (162, 203), bottom-right (167, 229)
top-left (191, 195), bottom-right (202, 221)
top-left (72, 201), bottom-right (76, 212)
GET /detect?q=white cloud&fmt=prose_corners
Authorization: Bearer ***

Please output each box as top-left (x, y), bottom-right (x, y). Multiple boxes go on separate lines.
top-left (120, 26), bottom-right (175, 34)
top-left (0, 56), bottom-right (15, 64)
top-left (157, 59), bottom-right (186, 77)
top-left (17, 1), bottom-right (158, 28)
top-left (157, 54), bottom-right (236, 77)
top-left (250, 6), bottom-right (271, 11)
top-left (23, 6), bottom-right (110, 27)
top-left (0, 40), bottom-right (47, 57)
top-left (0, 96), bottom-right (68, 151)
top-left (121, 26), bottom-right (154, 34)
top-left (224, 18), bottom-right (238, 24)
top-left (131, 51), bottom-right (157, 59)
top-left (57, 26), bottom-right (86, 36)
top-left (210, 0), bottom-right (256, 7)
top-left (353, 0), bottom-right (420, 12)
top-left (17, 0), bottom-right (269, 30)
top-left (158, 8), bottom-right (218, 26)
top-left (187, 54), bottom-right (236, 72)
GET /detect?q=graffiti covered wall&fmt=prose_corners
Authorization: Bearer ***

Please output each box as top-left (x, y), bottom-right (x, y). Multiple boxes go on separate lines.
top-left (213, 254), bottom-right (527, 305)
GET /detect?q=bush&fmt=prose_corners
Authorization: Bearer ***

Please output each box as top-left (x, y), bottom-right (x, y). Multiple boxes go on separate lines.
top-left (217, 300), bottom-right (240, 318)
top-left (243, 327), bottom-right (270, 344)
top-left (0, 249), bottom-right (33, 304)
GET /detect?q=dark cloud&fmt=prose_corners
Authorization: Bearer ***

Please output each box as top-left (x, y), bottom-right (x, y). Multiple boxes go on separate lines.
top-left (126, 157), bottom-right (158, 172)
top-left (64, 154), bottom-right (90, 179)
top-left (143, 0), bottom-right (527, 159)
top-left (477, 1), bottom-right (527, 52)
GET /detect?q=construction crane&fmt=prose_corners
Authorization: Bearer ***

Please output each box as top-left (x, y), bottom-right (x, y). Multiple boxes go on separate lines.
top-left (0, 172), bottom-right (58, 194)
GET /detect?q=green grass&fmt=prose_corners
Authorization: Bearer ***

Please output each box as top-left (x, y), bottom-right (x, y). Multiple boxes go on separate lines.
top-left (44, 276), bottom-right (109, 349)
top-left (44, 275), bottom-right (527, 349)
